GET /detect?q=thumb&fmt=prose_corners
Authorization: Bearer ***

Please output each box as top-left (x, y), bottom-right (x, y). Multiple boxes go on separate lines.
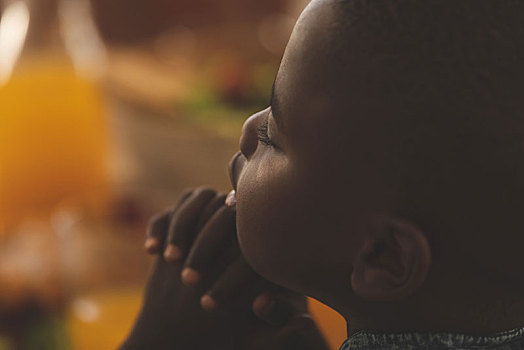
top-left (277, 314), bottom-right (329, 350)
top-left (252, 291), bottom-right (306, 326)
top-left (252, 291), bottom-right (329, 350)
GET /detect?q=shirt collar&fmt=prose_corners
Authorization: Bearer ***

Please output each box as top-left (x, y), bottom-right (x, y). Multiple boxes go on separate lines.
top-left (341, 327), bottom-right (524, 350)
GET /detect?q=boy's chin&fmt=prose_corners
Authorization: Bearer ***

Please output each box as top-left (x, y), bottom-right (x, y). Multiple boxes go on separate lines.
top-left (239, 240), bottom-right (314, 295)
top-left (239, 239), bottom-right (288, 284)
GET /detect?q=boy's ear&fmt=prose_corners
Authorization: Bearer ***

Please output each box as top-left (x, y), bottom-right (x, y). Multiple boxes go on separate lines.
top-left (350, 219), bottom-right (431, 301)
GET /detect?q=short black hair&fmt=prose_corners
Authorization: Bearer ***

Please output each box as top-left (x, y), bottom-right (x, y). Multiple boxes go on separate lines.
top-left (335, 0), bottom-right (524, 283)
top-left (338, 0), bottom-right (524, 114)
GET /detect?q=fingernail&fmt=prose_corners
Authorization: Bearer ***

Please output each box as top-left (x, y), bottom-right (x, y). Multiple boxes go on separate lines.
top-left (225, 190), bottom-right (236, 208)
top-left (144, 238), bottom-right (159, 252)
top-left (200, 294), bottom-right (217, 311)
top-left (181, 268), bottom-right (200, 286)
top-left (253, 293), bottom-right (276, 317)
top-left (164, 245), bottom-right (182, 262)
top-left (261, 297), bottom-right (276, 316)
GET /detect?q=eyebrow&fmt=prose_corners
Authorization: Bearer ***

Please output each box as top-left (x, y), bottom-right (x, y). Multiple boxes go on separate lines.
top-left (270, 81), bottom-right (284, 130)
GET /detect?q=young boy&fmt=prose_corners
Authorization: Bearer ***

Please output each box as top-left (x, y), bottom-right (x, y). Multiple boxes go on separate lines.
top-left (122, 0), bottom-right (524, 348)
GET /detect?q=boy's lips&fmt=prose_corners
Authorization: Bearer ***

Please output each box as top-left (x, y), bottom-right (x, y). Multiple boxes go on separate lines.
top-left (228, 151), bottom-right (245, 191)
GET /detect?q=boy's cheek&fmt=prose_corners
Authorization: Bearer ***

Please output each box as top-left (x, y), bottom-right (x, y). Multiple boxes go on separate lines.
top-left (236, 153), bottom-right (370, 296)
top-left (236, 158), bottom-right (298, 270)
top-left (236, 158), bottom-right (330, 289)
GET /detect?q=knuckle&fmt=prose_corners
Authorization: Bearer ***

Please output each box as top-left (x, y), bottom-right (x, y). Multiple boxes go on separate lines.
top-left (223, 203), bottom-right (237, 215)
top-left (194, 186), bottom-right (216, 197)
top-left (210, 205), bottom-right (228, 219)
top-left (148, 211), bottom-right (166, 227)
top-left (177, 189), bottom-right (195, 204)
top-left (147, 216), bottom-right (158, 229)
top-left (216, 192), bottom-right (228, 200)
top-left (210, 204), bottom-right (235, 221)
top-left (180, 188), bottom-right (194, 197)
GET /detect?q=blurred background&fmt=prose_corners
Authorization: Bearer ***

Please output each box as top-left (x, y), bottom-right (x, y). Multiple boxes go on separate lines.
top-left (0, 0), bottom-right (346, 348)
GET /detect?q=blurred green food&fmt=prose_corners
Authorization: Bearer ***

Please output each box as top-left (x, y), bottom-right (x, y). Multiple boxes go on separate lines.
top-left (180, 63), bottom-right (278, 138)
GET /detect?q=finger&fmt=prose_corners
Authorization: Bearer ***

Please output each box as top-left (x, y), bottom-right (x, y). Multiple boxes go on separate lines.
top-left (277, 315), bottom-right (329, 350)
top-left (181, 205), bottom-right (236, 286)
top-left (252, 291), bottom-right (300, 327)
top-left (194, 192), bottom-right (228, 233)
top-left (145, 209), bottom-right (172, 253)
top-left (200, 256), bottom-right (260, 312)
top-left (253, 292), bottom-right (328, 349)
top-left (164, 187), bottom-right (216, 263)
top-left (144, 189), bottom-right (193, 253)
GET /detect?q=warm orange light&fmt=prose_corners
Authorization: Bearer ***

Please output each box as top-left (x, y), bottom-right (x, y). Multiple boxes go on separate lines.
top-left (0, 61), bottom-right (109, 228)
top-left (309, 297), bottom-right (347, 350)
top-left (67, 289), bottom-right (142, 350)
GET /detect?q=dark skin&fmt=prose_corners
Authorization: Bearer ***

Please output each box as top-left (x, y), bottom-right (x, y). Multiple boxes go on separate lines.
top-left (124, 0), bottom-right (524, 347)
top-left (233, 0), bottom-right (524, 333)
top-left (121, 187), bottom-right (328, 350)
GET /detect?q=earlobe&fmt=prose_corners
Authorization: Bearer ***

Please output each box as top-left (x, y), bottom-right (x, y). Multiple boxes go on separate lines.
top-left (350, 219), bottom-right (432, 301)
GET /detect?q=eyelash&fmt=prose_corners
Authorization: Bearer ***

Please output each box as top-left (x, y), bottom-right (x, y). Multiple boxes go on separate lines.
top-left (256, 123), bottom-right (275, 147)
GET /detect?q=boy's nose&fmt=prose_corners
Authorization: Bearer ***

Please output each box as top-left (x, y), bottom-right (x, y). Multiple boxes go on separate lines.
top-left (239, 107), bottom-right (270, 159)
top-left (228, 151), bottom-right (245, 191)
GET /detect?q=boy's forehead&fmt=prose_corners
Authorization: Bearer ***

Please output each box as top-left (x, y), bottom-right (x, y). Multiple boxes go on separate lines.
top-left (275, 0), bottom-right (367, 137)
top-left (279, 0), bottom-right (343, 86)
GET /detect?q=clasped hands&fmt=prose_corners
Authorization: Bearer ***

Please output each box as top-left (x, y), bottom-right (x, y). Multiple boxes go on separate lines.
top-left (121, 187), bottom-right (328, 350)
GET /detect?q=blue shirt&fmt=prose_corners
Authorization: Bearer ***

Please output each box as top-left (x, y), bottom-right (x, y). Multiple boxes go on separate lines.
top-left (340, 327), bottom-right (524, 349)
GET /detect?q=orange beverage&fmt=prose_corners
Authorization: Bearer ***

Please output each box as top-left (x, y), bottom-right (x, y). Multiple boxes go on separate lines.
top-left (67, 288), bottom-right (142, 350)
top-left (0, 60), bottom-right (109, 228)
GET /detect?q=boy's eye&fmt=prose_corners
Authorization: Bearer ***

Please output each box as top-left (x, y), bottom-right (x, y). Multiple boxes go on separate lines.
top-left (256, 123), bottom-right (275, 147)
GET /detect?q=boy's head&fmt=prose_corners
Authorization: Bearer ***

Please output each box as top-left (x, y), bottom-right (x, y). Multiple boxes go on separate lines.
top-left (230, 0), bottom-right (524, 331)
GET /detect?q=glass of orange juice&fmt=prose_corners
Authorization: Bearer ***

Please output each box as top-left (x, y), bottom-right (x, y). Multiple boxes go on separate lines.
top-left (0, 0), bottom-right (109, 229)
